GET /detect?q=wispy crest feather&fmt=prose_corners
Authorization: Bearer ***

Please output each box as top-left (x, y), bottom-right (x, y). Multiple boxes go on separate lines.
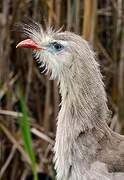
top-left (15, 18), bottom-right (63, 43)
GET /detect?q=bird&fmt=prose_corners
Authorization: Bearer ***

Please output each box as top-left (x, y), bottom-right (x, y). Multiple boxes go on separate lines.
top-left (16, 20), bottom-right (124, 180)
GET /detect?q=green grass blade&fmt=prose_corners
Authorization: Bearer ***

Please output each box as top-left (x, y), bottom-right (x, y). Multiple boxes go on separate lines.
top-left (19, 96), bottom-right (38, 180)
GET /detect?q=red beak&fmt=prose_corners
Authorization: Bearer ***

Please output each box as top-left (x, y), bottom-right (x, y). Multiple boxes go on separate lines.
top-left (16, 38), bottom-right (41, 50)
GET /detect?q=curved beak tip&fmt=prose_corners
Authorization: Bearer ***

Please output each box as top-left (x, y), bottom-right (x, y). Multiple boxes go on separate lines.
top-left (16, 43), bottom-right (21, 48)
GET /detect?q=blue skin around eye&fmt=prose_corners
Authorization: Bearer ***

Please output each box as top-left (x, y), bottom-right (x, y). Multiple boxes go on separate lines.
top-left (47, 42), bottom-right (64, 53)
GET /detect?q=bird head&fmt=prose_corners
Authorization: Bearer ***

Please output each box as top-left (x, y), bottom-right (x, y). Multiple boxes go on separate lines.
top-left (16, 20), bottom-right (93, 81)
top-left (16, 20), bottom-right (110, 123)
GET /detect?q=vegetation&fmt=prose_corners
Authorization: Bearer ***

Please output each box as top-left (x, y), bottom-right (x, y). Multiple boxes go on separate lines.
top-left (19, 94), bottom-right (38, 180)
top-left (0, 0), bottom-right (124, 179)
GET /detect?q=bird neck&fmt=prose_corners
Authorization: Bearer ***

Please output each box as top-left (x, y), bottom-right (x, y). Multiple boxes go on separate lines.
top-left (54, 59), bottom-right (111, 179)
top-left (58, 59), bottom-right (110, 133)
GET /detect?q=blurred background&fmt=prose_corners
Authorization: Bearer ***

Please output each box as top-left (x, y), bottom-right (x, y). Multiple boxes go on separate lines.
top-left (0, 0), bottom-right (124, 179)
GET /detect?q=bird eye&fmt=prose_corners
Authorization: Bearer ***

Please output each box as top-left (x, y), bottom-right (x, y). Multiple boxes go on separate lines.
top-left (51, 42), bottom-right (64, 51)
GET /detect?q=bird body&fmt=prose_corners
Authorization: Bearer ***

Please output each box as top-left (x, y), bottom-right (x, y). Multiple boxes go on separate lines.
top-left (16, 21), bottom-right (124, 180)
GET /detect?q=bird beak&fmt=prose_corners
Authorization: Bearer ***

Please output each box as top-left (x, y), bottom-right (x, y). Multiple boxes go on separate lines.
top-left (16, 38), bottom-right (42, 50)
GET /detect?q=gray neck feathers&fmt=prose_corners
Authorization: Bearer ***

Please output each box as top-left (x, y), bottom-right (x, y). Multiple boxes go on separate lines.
top-left (58, 42), bottom-right (110, 133)
top-left (54, 38), bottom-right (111, 180)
